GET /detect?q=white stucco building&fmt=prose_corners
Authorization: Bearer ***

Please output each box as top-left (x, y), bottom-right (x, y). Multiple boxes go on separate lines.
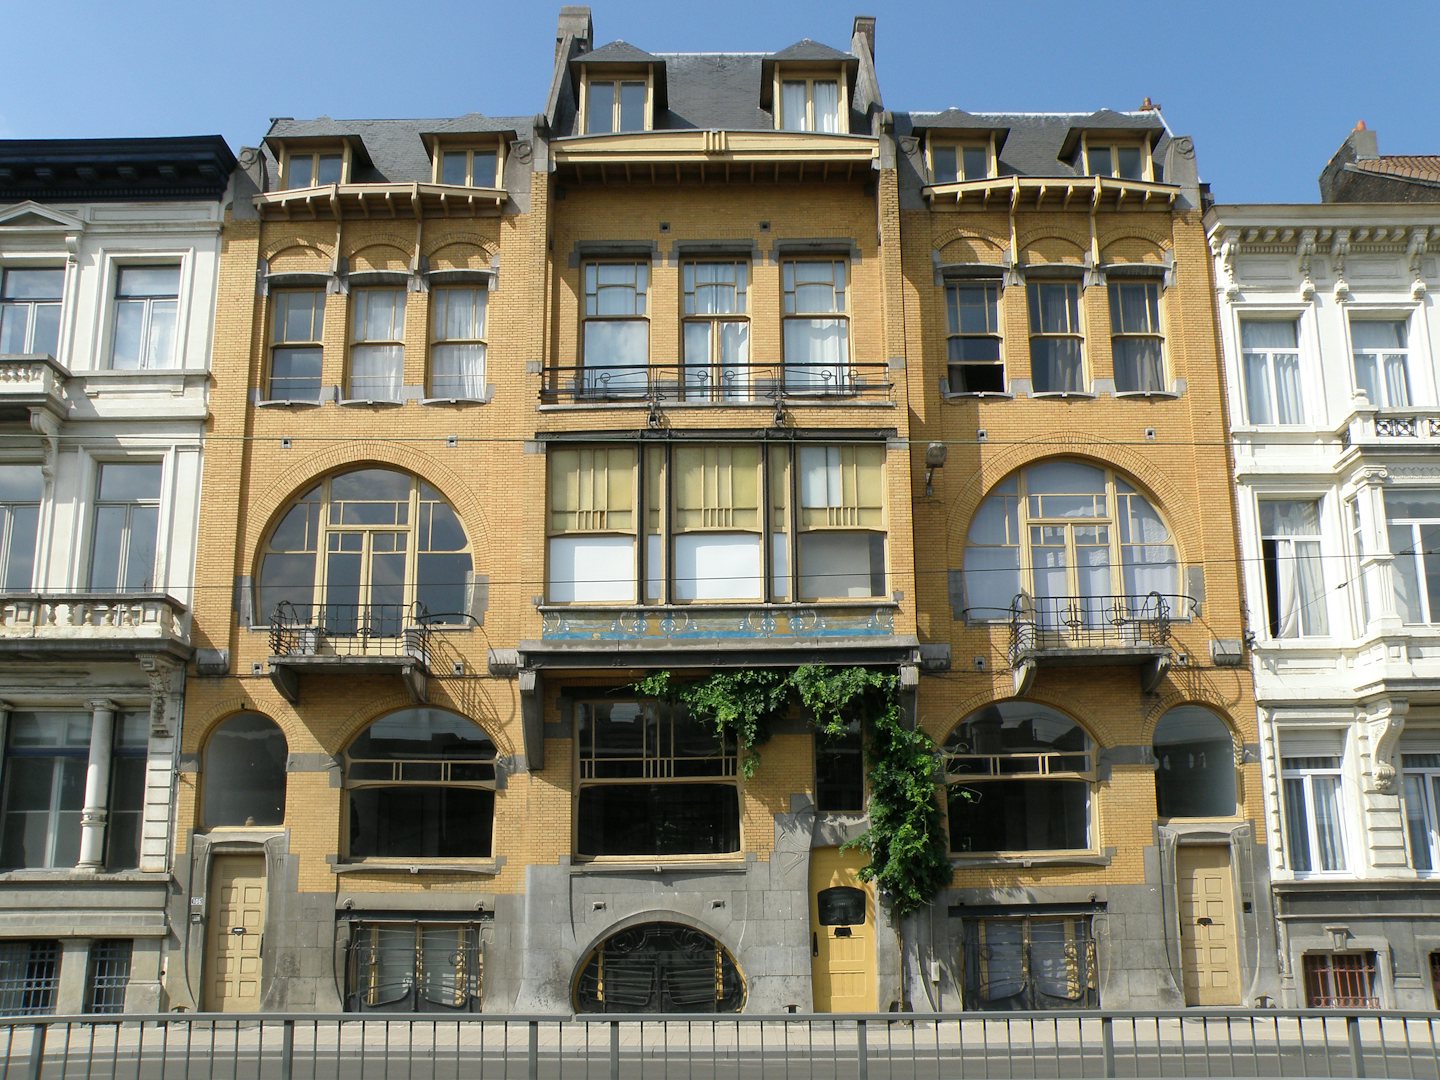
top-left (1207, 126), bottom-right (1440, 1009)
top-left (0, 136), bottom-right (235, 1013)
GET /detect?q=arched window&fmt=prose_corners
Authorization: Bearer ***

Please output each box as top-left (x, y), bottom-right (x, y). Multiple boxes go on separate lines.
top-left (963, 460), bottom-right (1178, 620)
top-left (203, 712), bottom-right (288, 827)
top-left (575, 923), bottom-right (744, 1013)
top-left (944, 701), bottom-right (1094, 854)
top-left (344, 708), bottom-right (496, 859)
top-left (1153, 706), bottom-right (1237, 819)
top-left (258, 468), bottom-right (473, 633)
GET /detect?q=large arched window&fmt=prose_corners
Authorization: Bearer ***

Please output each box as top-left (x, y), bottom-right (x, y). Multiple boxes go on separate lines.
top-left (344, 708), bottom-right (496, 859)
top-left (944, 701), bottom-right (1094, 854)
top-left (1153, 706), bottom-right (1237, 819)
top-left (258, 468), bottom-right (473, 633)
top-left (963, 460), bottom-right (1178, 620)
top-left (203, 712), bottom-right (288, 827)
top-left (574, 923), bottom-right (744, 1013)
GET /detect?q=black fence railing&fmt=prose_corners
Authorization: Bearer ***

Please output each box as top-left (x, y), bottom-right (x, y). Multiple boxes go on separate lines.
top-left (538, 360), bottom-right (894, 404)
top-left (1009, 592), bottom-right (1188, 663)
top-left (268, 601), bottom-right (432, 659)
top-left (2, 1010), bottom-right (1440, 1078)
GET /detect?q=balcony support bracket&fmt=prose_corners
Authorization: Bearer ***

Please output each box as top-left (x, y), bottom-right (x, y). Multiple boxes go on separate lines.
top-left (269, 662), bottom-right (300, 705)
top-left (1011, 658), bottom-right (1037, 697)
top-left (1140, 655), bottom-right (1169, 694)
top-left (401, 663), bottom-right (429, 705)
top-left (519, 669), bottom-right (543, 771)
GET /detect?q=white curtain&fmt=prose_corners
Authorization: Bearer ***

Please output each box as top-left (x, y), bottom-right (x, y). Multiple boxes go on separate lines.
top-left (780, 82), bottom-right (806, 131)
top-left (784, 318), bottom-right (848, 390)
top-left (813, 81), bottom-right (840, 133)
top-left (1262, 500), bottom-right (1327, 637)
top-left (1389, 522), bottom-right (1423, 623)
top-left (431, 343), bottom-right (485, 399)
top-left (1311, 774), bottom-right (1346, 871)
top-left (349, 345), bottom-right (402, 401)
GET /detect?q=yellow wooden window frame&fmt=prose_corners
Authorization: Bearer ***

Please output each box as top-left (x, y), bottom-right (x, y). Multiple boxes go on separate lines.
top-left (773, 68), bottom-right (850, 134)
top-left (579, 70), bottom-right (655, 134)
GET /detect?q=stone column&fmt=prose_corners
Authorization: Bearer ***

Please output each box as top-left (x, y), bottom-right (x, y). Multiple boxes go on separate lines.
top-left (76, 699), bottom-right (117, 872)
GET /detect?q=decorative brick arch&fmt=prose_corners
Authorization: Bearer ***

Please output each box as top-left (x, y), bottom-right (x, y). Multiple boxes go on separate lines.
top-left (423, 233), bottom-right (500, 261)
top-left (1142, 688), bottom-right (1248, 743)
top-left (569, 913), bottom-right (747, 1007)
top-left (935, 688), bottom-right (1108, 749)
top-left (262, 238), bottom-right (333, 267)
top-left (1099, 233), bottom-right (1171, 264)
top-left (330, 694), bottom-right (507, 758)
top-left (931, 227), bottom-right (1007, 258)
top-left (241, 442), bottom-right (493, 567)
top-left (346, 240), bottom-right (413, 272)
top-left (944, 440), bottom-right (1200, 571)
top-left (184, 698), bottom-right (275, 753)
top-left (1016, 227), bottom-right (1089, 257)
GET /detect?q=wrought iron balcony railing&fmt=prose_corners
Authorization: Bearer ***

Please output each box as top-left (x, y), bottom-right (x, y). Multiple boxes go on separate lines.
top-left (268, 601), bottom-right (432, 660)
top-left (538, 361), bottom-right (894, 405)
top-left (1008, 592), bottom-right (1186, 664)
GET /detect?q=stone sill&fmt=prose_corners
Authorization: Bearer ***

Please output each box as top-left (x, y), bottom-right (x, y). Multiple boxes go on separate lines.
top-left (331, 861), bottom-right (500, 876)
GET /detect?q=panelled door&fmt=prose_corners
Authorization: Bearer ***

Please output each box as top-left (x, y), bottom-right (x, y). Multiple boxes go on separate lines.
top-left (204, 855), bottom-right (267, 1012)
top-left (1177, 845), bottom-right (1240, 1006)
top-left (809, 846), bottom-right (876, 1012)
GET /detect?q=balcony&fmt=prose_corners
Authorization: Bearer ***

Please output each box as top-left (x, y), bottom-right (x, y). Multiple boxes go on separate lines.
top-left (1007, 592), bottom-right (1187, 695)
top-left (0, 354), bottom-right (69, 428)
top-left (538, 361), bottom-right (893, 406)
top-left (268, 602), bottom-right (432, 705)
top-left (0, 592), bottom-right (189, 660)
top-left (1338, 407), bottom-right (1440, 451)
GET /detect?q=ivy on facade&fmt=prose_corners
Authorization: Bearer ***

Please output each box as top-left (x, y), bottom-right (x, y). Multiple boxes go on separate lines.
top-left (631, 665), bottom-right (950, 917)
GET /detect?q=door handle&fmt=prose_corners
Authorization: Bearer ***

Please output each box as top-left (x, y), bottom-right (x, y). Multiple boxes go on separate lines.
top-left (811, 932), bottom-right (818, 957)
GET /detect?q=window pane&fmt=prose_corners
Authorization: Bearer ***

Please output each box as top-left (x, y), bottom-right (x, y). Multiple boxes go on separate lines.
top-left (780, 82), bottom-right (807, 130)
top-left (1113, 338), bottom-right (1164, 392)
top-left (797, 531), bottom-right (884, 599)
top-left (98, 463), bottom-right (161, 502)
top-left (1352, 320), bottom-right (1406, 351)
top-left (316, 155), bottom-right (343, 184)
top-left (2, 269), bottom-right (63, 300)
top-left (271, 348), bottom-right (323, 400)
top-left (349, 345), bottom-right (403, 400)
top-left (949, 779), bottom-right (1088, 852)
top-left (1153, 707), bottom-right (1237, 818)
top-left (349, 787), bottom-right (493, 858)
top-left (1241, 320), bottom-right (1298, 350)
top-left (619, 82), bottom-right (646, 131)
top-left (587, 81), bottom-right (616, 133)
top-left (1031, 338), bottom-right (1084, 392)
top-left (1087, 146), bottom-right (1112, 176)
top-left (1116, 147), bottom-right (1143, 179)
top-left (577, 784), bottom-right (739, 856)
top-left (204, 713), bottom-right (288, 828)
top-left (812, 81), bottom-right (840, 133)
top-left (931, 145), bottom-right (958, 183)
top-left (116, 267), bottom-right (179, 297)
top-left (441, 151), bottom-right (467, 185)
top-left (120, 505), bottom-right (158, 591)
top-left (962, 146), bottom-right (989, 180)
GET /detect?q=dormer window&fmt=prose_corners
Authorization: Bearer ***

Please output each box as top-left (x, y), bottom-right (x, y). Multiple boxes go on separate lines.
top-left (283, 149), bottom-right (345, 189)
top-left (930, 140), bottom-right (992, 184)
top-left (435, 145), bottom-right (502, 188)
top-left (1080, 135), bottom-right (1151, 181)
top-left (778, 75), bottom-right (843, 133)
top-left (583, 77), bottom-right (649, 134)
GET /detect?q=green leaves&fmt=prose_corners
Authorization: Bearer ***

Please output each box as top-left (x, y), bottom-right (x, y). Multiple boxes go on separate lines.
top-left (631, 665), bottom-right (950, 916)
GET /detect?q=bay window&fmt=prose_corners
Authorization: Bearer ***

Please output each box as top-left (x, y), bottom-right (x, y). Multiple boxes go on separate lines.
top-left (1259, 499), bottom-right (1328, 638)
top-left (546, 442), bottom-right (887, 605)
top-left (1384, 489), bottom-right (1440, 625)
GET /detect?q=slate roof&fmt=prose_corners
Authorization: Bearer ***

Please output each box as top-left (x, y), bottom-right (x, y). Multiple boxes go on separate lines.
top-left (573, 40), bottom-right (661, 64)
top-left (900, 109), bottom-right (1169, 180)
top-left (263, 115), bottom-right (532, 187)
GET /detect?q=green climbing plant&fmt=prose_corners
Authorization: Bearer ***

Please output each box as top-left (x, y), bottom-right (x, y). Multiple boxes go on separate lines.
top-left (630, 664), bottom-right (951, 917)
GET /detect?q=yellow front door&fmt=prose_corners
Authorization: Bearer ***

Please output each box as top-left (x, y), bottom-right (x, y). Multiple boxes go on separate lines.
top-left (809, 847), bottom-right (876, 1012)
top-left (1177, 845), bottom-right (1240, 1006)
top-left (204, 855), bottom-right (267, 1012)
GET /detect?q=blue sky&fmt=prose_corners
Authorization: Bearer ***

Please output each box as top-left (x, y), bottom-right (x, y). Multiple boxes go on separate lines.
top-left (5, 0), bottom-right (1435, 204)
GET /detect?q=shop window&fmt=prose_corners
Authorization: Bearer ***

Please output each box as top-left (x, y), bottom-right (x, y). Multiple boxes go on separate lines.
top-left (203, 713), bottom-right (288, 828)
top-left (575, 698), bottom-right (738, 857)
top-left (575, 923), bottom-right (744, 1013)
top-left (347, 922), bottom-right (482, 1012)
top-left (344, 709), bottom-right (496, 860)
top-left (1153, 706), bottom-right (1237, 819)
top-left (85, 940), bottom-right (132, 1015)
top-left (1303, 952), bottom-right (1379, 1008)
top-left (962, 915), bottom-right (1097, 1011)
top-left (0, 939), bottom-right (59, 1016)
top-left (944, 701), bottom-right (1094, 854)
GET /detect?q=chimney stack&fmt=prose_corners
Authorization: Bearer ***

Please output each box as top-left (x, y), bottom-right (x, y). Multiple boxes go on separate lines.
top-left (557, 6), bottom-right (593, 60)
top-left (852, 16), bottom-right (876, 59)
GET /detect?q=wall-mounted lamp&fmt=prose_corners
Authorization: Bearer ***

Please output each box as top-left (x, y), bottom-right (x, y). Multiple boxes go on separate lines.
top-left (924, 442), bottom-right (948, 497)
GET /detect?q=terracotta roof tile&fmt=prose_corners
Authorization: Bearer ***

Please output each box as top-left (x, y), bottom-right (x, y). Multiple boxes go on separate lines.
top-left (1355, 156), bottom-right (1440, 182)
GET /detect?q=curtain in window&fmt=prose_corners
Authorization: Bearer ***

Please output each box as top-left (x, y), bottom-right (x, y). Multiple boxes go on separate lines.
top-left (350, 346), bottom-right (402, 400)
top-left (783, 318), bottom-right (848, 390)
top-left (813, 81), bottom-right (841, 133)
top-left (1402, 769), bottom-right (1436, 872)
top-left (1241, 321), bottom-right (1302, 424)
top-left (780, 82), bottom-right (806, 130)
top-left (1311, 773), bottom-right (1345, 871)
top-left (1032, 340), bottom-right (1084, 392)
top-left (431, 344), bottom-right (485, 398)
top-left (1352, 321), bottom-right (1409, 407)
top-left (1261, 501), bottom-right (1327, 637)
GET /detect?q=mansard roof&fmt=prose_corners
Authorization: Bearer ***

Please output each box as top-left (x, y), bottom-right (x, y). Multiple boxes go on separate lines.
top-left (0, 136), bottom-right (235, 202)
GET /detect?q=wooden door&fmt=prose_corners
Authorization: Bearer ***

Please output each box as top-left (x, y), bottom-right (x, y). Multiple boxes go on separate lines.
top-left (809, 847), bottom-right (875, 1012)
top-left (1177, 845), bottom-right (1240, 1006)
top-left (204, 855), bottom-right (266, 1012)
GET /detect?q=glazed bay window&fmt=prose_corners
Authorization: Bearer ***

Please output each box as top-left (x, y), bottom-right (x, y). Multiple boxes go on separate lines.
top-left (931, 142), bottom-right (989, 184)
top-left (1259, 500), bottom-right (1328, 638)
top-left (547, 442), bottom-right (886, 605)
top-left (0, 465), bottom-right (41, 591)
top-left (0, 268), bottom-right (62, 358)
top-left (1109, 280), bottom-right (1165, 393)
top-left (429, 285), bottom-right (487, 399)
top-left (1282, 752), bottom-right (1347, 874)
top-left (682, 262), bottom-right (749, 400)
top-left (1240, 319), bottom-right (1303, 424)
top-left (268, 289), bottom-right (325, 401)
top-left (575, 698), bottom-right (739, 857)
top-left (1402, 750), bottom-right (1440, 873)
top-left (945, 701), bottom-right (1094, 854)
top-left (1384, 490), bottom-right (1440, 625)
top-left (111, 266), bottom-right (179, 369)
top-left (1351, 319), bottom-right (1411, 408)
top-left (782, 259), bottom-right (849, 391)
top-left (779, 77), bottom-right (841, 133)
top-left (586, 79), bottom-right (646, 134)
top-left (945, 281), bottom-right (1004, 393)
top-left (0, 710), bottom-right (146, 871)
top-left (348, 288), bottom-right (405, 401)
top-left (89, 462), bottom-right (162, 593)
top-left (582, 261), bottom-right (649, 395)
top-left (1027, 281), bottom-right (1084, 393)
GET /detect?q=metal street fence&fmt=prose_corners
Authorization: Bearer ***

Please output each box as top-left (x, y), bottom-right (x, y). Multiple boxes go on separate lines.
top-left (2, 1010), bottom-right (1439, 1080)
